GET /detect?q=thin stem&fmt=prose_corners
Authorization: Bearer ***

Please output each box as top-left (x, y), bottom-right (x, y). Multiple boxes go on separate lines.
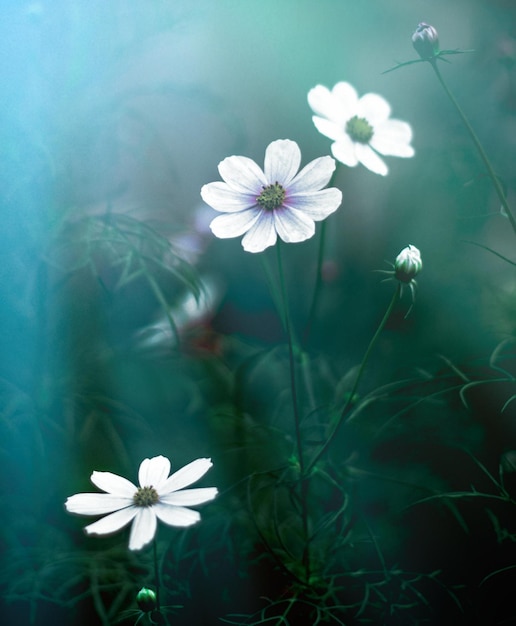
top-left (276, 243), bottom-right (304, 473)
top-left (430, 60), bottom-right (516, 237)
top-left (303, 220), bottom-right (327, 343)
top-left (153, 539), bottom-right (161, 613)
top-left (145, 272), bottom-right (180, 347)
top-left (308, 283), bottom-right (401, 471)
top-left (275, 242), bottom-right (311, 581)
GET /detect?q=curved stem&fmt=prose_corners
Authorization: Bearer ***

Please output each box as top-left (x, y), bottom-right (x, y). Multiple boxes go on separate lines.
top-left (430, 60), bottom-right (516, 237)
top-left (307, 283), bottom-right (401, 472)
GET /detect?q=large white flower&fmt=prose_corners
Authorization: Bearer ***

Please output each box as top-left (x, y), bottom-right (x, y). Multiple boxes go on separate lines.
top-left (308, 82), bottom-right (415, 176)
top-left (200, 139), bottom-right (342, 253)
top-left (65, 455), bottom-right (218, 551)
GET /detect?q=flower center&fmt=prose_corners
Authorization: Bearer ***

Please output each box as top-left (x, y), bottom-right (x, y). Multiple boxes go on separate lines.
top-left (133, 486), bottom-right (159, 507)
top-left (346, 116), bottom-right (374, 144)
top-left (257, 182), bottom-right (286, 211)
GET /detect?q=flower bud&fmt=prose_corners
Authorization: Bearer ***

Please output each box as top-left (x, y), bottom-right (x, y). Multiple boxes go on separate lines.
top-left (136, 587), bottom-right (157, 613)
top-left (394, 245), bottom-right (422, 283)
top-left (412, 22), bottom-right (439, 59)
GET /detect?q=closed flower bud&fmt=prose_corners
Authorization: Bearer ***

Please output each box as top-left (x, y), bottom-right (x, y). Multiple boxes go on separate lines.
top-left (412, 22), bottom-right (439, 59)
top-left (394, 245), bottom-right (422, 283)
top-left (136, 587), bottom-right (157, 613)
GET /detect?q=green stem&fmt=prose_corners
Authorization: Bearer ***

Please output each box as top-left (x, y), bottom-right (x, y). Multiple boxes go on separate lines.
top-left (276, 243), bottom-right (304, 473)
top-left (430, 60), bottom-right (516, 237)
top-left (308, 283), bottom-right (401, 472)
top-left (303, 220), bottom-right (327, 344)
top-left (146, 272), bottom-right (180, 347)
top-left (275, 242), bottom-right (311, 582)
top-left (153, 539), bottom-right (161, 613)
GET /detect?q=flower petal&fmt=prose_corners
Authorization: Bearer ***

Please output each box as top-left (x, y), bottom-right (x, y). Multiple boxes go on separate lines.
top-left (153, 502), bottom-right (201, 527)
top-left (311, 116), bottom-right (345, 142)
top-left (83, 506), bottom-right (138, 535)
top-left (138, 456), bottom-right (171, 489)
top-left (201, 182), bottom-right (257, 213)
top-left (90, 471), bottom-right (137, 497)
top-left (331, 136), bottom-right (359, 167)
top-left (308, 82), bottom-right (358, 126)
top-left (357, 93), bottom-right (391, 125)
top-left (218, 155), bottom-right (267, 193)
top-left (370, 120), bottom-right (415, 157)
top-left (241, 210), bottom-right (277, 253)
top-left (210, 208), bottom-right (261, 239)
top-left (128, 507), bottom-right (157, 550)
top-left (332, 82), bottom-right (360, 121)
top-left (274, 208), bottom-right (315, 244)
top-left (308, 85), bottom-right (341, 124)
top-left (65, 493), bottom-right (133, 515)
top-left (264, 140), bottom-right (301, 186)
top-left (288, 155), bottom-right (336, 194)
top-left (355, 143), bottom-right (388, 176)
top-left (286, 188), bottom-right (342, 220)
top-left (159, 458), bottom-right (213, 495)
top-left (160, 487), bottom-right (218, 507)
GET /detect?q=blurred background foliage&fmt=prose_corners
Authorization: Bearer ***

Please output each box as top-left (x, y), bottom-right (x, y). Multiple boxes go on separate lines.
top-left (1, 0), bottom-right (516, 624)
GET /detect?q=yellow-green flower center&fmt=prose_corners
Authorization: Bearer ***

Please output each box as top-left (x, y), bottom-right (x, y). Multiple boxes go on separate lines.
top-left (346, 115), bottom-right (374, 144)
top-left (133, 486), bottom-right (159, 507)
top-left (257, 182), bottom-right (286, 211)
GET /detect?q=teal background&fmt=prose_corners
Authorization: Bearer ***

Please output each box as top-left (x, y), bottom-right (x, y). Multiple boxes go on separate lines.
top-left (1, 1), bottom-right (516, 624)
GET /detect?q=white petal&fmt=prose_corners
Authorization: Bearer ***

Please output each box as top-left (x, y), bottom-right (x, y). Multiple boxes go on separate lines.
top-left (288, 156), bottom-right (336, 194)
top-left (210, 208), bottom-right (261, 239)
top-left (308, 85), bottom-right (341, 123)
top-left (370, 120), bottom-right (414, 157)
top-left (160, 487), bottom-right (218, 506)
top-left (90, 471), bottom-right (137, 497)
top-left (153, 502), bottom-right (201, 527)
top-left (286, 188), bottom-right (342, 220)
top-left (274, 208), bottom-right (315, 244)
top-left (357, 93), bottom-right (391, 125)
top-left (159, 458), bottom-right (213, 495)
top-left (218, 155), bottom-right (266, 193)
top-left (84, 506), bottom-right (138, 535)
top-left (138, 456), bottom-right (171, 489)
top-left (264, 139), bottom-right (301, 186)
top-left (307, 84), bottom-right (331, 116)
top-left (201, 182), bottom-right (257, 213)
top-left (129, 507), bottom-right (157, 551)
top-left (65, 493), bottom-right (133, 515)
top-left (331, 137), bottom-right (359, 167)
top-left (356, 143), bottom-right (388, 176)
top-left (332, 82), bottom-right (359, 121)
top-left (241, 211), bottom-right (277, 253)
top-left (311, 116), bottom-right (346, 142)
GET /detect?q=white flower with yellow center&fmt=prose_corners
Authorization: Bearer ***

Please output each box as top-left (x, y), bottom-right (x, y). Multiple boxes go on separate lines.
top-left (200, 139), bottom-right (342, 253)
top-left (308, 82), bottom-right (415, 176)
top-left (65, 455), bottom-right (217, 551)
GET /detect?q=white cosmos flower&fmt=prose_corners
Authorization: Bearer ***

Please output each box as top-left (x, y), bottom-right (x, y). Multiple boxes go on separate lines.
top-left (308, 82), bottom-right (415, 176)
top-left (65, 455), bottom-right (218, 551)
top-left (200, 139), bottom-right (342, 253)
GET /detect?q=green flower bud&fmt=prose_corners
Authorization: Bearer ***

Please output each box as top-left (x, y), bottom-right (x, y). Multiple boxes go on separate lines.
top-left (136, 587), bottom-right (157, 613)
top-left (412, 22), bottom-right (439, 60)
top-left (394, 245), bottom-right (422, 283)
